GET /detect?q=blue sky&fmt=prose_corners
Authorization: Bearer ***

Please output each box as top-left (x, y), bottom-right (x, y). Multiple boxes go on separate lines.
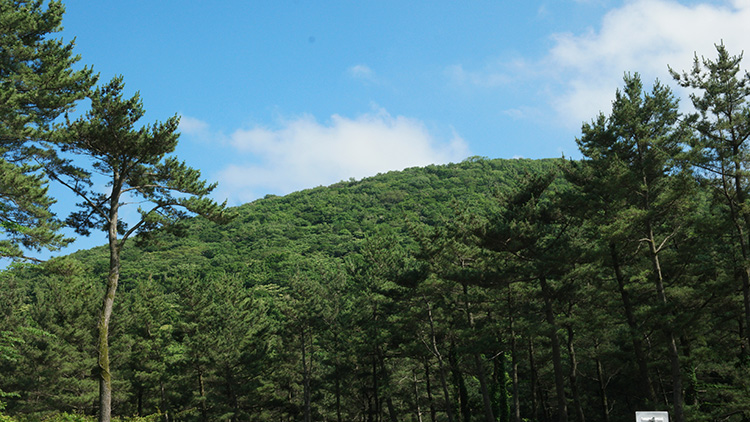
top-left (33, 0), bottom-right (750, 257)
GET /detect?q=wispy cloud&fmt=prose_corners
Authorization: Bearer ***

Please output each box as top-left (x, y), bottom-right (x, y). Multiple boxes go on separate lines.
top-left (216, 110), bottom-right (470, 204)
top-left (348, 64), bottom-right (374, 78)
top-left (446, 0), bottom-right (750, 128)
top-left (546, 0), bottom-right (750, 126)
top-left (501, 106), bottom-right (541, 121)
top-left (347, 64), bottom-right (382, 84)
top-left (445, 62), bottom-right (517, 88)
top-left (178, 114), bottom-right (210, 136)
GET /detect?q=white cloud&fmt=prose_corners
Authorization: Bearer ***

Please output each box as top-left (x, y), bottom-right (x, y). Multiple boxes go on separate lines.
top-left (446, 62), bottom-right (518, 88)
top-left (547, 0), bottom-right (750, 126)
top-left (349, 64), bottom-right (374, 78)
top-left (216, 110), bottom-right (470, 204)
top-left (448, 1), bottom-right (750, 129)
top-left (502, 106), bottom-right (543, 121)
top-left (348, 64), bottom-right (383, 85)
top-left (178, 115), bottom-right (210, 136)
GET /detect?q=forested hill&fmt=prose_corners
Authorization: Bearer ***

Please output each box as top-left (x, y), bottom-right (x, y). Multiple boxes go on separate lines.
top-left (3, 149), bottom-right (750, 422)
top-left (2, 157), bottom-right (565, 421)
top-left (70, 157), bottom-right (555, 284)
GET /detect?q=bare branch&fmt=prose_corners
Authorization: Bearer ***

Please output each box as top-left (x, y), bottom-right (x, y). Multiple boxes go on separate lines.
top-left (655, 228), bottom-right (681, 254)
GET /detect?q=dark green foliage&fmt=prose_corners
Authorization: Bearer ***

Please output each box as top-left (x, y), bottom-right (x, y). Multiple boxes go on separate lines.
top-left (669, 42), bottom-right (750, 420)
top-left (0, 0), bottom-right (96, 261)
top-left (565, 73), bottom-right (699, 422)
top-left (0, 259), bottom-right (98, 417)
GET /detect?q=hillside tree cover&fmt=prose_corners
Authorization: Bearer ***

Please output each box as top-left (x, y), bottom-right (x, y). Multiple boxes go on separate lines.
top-left (3, 2), bottom-right (750, 422)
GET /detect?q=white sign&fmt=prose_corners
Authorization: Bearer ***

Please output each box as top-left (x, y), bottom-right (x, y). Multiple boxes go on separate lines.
top-left (636, 411), bottom-right (669, 422)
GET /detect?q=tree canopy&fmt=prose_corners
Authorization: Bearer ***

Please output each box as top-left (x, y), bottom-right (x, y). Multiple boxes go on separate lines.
top-left (3, 3), bottom-right (750, 421)
top-left (0, 0), bottom-right (96, 261)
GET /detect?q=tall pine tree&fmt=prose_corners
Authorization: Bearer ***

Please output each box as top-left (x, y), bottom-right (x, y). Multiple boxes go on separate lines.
top-left (670, 43), bottom-right (750, 360)
top-left (46, 76), bottom-right (231, 422)
top-left (571, 73), bottom-right (694, 422)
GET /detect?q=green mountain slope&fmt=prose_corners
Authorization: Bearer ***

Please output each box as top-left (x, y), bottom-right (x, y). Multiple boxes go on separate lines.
top-left (2, 156), bottom-right (559, 420)
top-left (72, 157), bottom-right (556, 285)
top-left (7, 155), bottom-right (745, 422)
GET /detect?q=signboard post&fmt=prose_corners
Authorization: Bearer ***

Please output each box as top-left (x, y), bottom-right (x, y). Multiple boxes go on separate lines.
top-left (636, 411), bottom-right (669, 422)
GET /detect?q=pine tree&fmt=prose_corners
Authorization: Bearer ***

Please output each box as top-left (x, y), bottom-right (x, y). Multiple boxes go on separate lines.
top-left (571, 73), bottom-right (694, 422)
top-left (479, 169), bottom-right (577, 422)
top-left (670, 43), bottom-right (750, 360)
top-left (0, 0), bottom-right (96, 261)
top-left (45, 76), bottom-right (231, 422)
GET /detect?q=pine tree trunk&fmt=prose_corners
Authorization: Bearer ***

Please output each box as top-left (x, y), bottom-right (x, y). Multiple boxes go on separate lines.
top-left (159, 380), bottom-right (170, 422)
top-left (424, 296), bottom-right (455, 422)
top-left (436, 350), bottom-right (454, 422)
top-left (97, 271), bottom-right (117, 422)
top-left (461, 284), bottom-right (494, 422)
top-left (424, 357), bottom-right (437, 422)
top-left (98, 198), bottom-right (121, 422)
top-left (372, 357), bottom-right (380, 422)
top-left (335, 372), bottom-right (342, 422)
top-left (136, 386), bottom-right (143, 417)
top-left (494, 352), bottom-right (511, 422)
top-left (595, 356), bottom-right (610, 422)
top-left (474, 352), bottom-right (495, 422)
top-left (732, 150), bottom-right (750, 357)
top-left (566, 326), bottom-right (585, 422)
top-left (508, 288), bottom-right (521, 422)
top-left (413, 368), bottom-right (424, 422)
top-left (529, 338), bottom-right (539, 422)
top-left (198, 369), bottom-right (207, 421)
top-left (378, 352), bottom-right (399, 422)
top-left (539, 275), bottom-right (568, 422)
top-left (646, 223), bottom-right (684, 422)
top-left (301, 325), bottom-right (312, 422)
top-left (610, 244), bottom-right (657, 406)
top-left (448, 345), bottom-right (470, 422)
top-left (717, 160), bottom-right (750, 360)
top-left (743, 269), bottom-right (750, 359)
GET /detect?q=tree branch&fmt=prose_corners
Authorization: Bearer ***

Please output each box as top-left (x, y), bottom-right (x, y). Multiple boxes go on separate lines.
top-left (120, 201), bottom-right (177, 244)
top-left (44, 169), bottom-right (111, 224)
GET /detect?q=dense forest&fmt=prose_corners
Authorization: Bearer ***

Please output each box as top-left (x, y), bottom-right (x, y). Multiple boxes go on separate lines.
top-left (3, 1), bottom-right (750, 422)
